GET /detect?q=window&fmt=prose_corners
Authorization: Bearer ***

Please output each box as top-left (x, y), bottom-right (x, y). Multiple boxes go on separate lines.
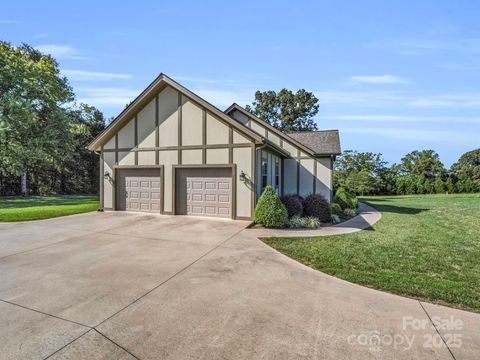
top-left (261, 156), bottom-right (268, 190)
top-left (275, 158), bottom-right (280, 192)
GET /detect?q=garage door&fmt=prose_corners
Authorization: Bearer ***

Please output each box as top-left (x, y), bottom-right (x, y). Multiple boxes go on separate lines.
top-left (116, 168), bottom-right (161, 213)
top-left (176, 168), bottom-right (232, 218)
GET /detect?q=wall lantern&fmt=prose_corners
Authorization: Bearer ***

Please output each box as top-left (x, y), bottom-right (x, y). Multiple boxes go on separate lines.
top-left (104, 171), bottom-right (111, 180)
top-left (239, 171), bottom-right (246, 182)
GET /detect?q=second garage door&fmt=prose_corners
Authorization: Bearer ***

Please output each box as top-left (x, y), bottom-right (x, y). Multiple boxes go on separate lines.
top-left (176, 168), bottom-right (232, 218)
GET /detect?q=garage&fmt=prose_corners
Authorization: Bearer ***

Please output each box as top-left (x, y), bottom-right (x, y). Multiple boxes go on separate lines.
top-left (115, 168), bottom-right (162, 212)
top-left (175, 167), bottom-right (233, 218)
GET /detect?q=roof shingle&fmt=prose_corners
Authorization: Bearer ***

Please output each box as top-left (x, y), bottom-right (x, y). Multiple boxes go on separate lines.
top-left (287, 130), bottom-right (341, 155)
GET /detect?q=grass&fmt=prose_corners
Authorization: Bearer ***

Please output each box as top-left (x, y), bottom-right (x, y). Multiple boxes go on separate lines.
top-left (264, 193), bottom-right (480, 312)
top-left (0, 195), bottom-right (99, 222)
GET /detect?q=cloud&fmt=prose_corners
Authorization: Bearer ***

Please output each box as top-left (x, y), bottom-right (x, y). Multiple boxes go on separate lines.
top-left (76, 87), bottom-right (139, 107)
top-left (342, 127), bottom-right (478, 144)
top-left (407, 94), bottom-right (480, 108)
top-left (437, 64), bottom-right (480, 71)
top-left (350, 75), bottom-right (410, 84)
top-left (62, 69), bottom-right (132, 81)
top-left (33, 33), bottom-right (48, 39)
top-left (35, 44), bottom-right (89, 60)
top-left (321, 114), bottom-right (480, 124)
top-left (0, 20), bottom-right (18, 24)
top-left (399, 39), bottom-right (480, 55)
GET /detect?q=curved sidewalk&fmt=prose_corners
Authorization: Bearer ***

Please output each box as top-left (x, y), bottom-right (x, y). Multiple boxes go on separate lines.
top-left (250, 202), bottom-right (381, 238)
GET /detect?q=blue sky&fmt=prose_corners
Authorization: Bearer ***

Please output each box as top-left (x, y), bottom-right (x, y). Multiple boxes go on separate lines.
top-left (2, 1), bottom-right (479, 167)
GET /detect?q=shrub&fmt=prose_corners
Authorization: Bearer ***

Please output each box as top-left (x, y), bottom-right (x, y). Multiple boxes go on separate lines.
top-left (331, 214), bottom-right (341, 224)
top-left (343, 208), bottom-right (357, 217)
top-left (351, 197), bottom-right (359, 209)
top-left (288, 215), bottom-right (304, 229)
top-left (303, 193), bottom-right (331, 222)
top-left (331, 202), bottom-right (342, 215)
top-left (280, 194), bottom-right (304, 218)
top-left (254, 185), bottom-right (288, 228)
top-left (302, 216), bottom-right (321, 229)
top-left (333, 187), bottom-right (357, 210)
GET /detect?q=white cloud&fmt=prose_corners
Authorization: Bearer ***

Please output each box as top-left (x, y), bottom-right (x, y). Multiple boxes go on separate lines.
top-left (35, 44), bottom-right (89, 60)
top-left (77, 87), bottom-right (139, 107)
top-left (399, 39), bottom-right (480, 55)
top-left (62, 69), bottom-right (132, 81)
top-left (0, 20), bottom-right (18, 24)
top-left (342, 127), bottom-right (478, 144)
top-left (407, 94), bottom-right (480, 108)
top-left (320, 114), bottom-right (480, 124)
top-left (350, 75), bottom-right (410, 84)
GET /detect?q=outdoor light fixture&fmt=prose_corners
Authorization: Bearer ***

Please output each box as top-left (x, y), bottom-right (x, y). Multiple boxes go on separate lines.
top-left (239, 171), bottom-right (246, 182)
top-left (104, 171), bottom-right (110, 180)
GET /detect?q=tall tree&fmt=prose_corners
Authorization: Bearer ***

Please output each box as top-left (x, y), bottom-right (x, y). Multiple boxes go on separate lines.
top-left (0, 42), bottom-right (74, 194)
top-left (400, 150), bottom-right (445, 179)
top-left (245, 89), bottom-right (319, 131)
top-left (450, 149), bottom-right (480, 192)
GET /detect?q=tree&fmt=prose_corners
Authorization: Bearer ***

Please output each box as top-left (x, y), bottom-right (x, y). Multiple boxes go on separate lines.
top-left (245, 89), bottom-right (319, 131)
top-left (400, 150), bottom-right (445, 179)
top-left (0, 42), bottom-right (74, 194)
top-left (450, 149), bottom-right (480, 192)
top-left (333, 150), bottom-right (389, 195)
top-left (424, 179), bottom-right (432, 194)
top-left (434, 177), bottom-right (445, 194)
top-left (416, 176), bottom-right (425, 194)
top-left (446, 177), bottom-right (455, 193)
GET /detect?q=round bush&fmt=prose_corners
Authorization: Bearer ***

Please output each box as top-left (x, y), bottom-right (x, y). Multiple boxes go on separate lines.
top-left (280, 194), bottom-right (304, 218)
top-left (331, 203), bottom-right (342, 215)
top-left (254, 185), bottom-right (288, 228)
top-left (288, 215), bottom-right (304, 229)
top-left (334, 187), bottom-right (355, 210)
top-left (303, 193), bottom-right (331, 223)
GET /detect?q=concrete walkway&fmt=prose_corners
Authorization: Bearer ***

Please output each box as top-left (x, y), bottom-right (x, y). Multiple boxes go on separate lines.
top-left (0, 209), bottom-right (478, 359)
top-left (251, 202), bottom-right (381, 238)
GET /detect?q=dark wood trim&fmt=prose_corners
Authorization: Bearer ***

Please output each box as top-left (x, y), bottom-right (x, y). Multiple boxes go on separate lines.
top-left (134, 116), bottom-right (138, 165)
top-left (102, 143), bottom-right (252, 153)
top-left (178, 93), bottom-right (182, 164)
top-left (296, 150), bottom-right (300, 194)
top-left (172, 164), bottom-right (236, 219)
top-left (99, 147), bottom-right (104, 209)
top-left (112, 165), bottom-right (164, 214)
top-left (313, 159), bottom-right (317, 194)
top-left (228, 127), bottom-right (233, 164)
top-left (251, 144), bottom-right (256, 217)
top-left (202, 109), bottom-right (206, 164)
top-left (114, 135), bottom-right (118, 164)
top-left (155, 95), bottom-right (159, 165)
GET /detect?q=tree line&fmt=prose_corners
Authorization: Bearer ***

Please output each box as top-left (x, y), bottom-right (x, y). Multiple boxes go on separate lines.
top-left (0, 42), bottom-right (106, 196)
top-left (334, 149), bottom-right (480, 195)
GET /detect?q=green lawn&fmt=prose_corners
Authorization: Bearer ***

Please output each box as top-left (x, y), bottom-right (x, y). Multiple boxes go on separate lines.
top-left (0, 195), bottom-right (99, 222)
top-left (264, 194), bottom-right (480, 312)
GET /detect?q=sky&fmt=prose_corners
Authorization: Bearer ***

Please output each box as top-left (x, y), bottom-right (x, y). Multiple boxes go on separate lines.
top-left (2, 0), bottom-right (479, 167)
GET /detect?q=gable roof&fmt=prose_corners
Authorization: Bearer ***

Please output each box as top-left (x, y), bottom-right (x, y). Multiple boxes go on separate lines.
top-left (88, 74), bottom-right (263, 151)
top-left (287, 131), bottom-right (341, 155)
top-left (225, 103), bottom-right (340, 156)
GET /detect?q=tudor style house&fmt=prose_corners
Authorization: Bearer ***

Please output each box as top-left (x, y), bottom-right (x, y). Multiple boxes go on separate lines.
top-left (88, 74), bottom-right (340, 220)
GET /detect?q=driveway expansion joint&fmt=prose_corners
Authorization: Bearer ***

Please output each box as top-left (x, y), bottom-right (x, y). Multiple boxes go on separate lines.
top-left (418, 301), bottom-right (457, 360)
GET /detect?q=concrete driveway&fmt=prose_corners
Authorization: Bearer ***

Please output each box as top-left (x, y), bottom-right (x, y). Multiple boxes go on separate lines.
top-left (0, 212), bottom-right (478, 360)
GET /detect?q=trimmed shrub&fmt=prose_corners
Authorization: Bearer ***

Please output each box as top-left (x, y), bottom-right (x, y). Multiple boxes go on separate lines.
top-left (254, 185), bottom-right (288, 228)
top-left (334, 187), bottom-right (357, 210)
top-left (280, 194), bottom-right (304, 218)
top-left (288, 215), bottom-right (304, 229)
top-left (351, 197), bottom-right (359, 209)
top-left (343, 208), bottom-right (358, 217)
top-left (331, 214), bottom-right (341, 224)
top-left (302, 216), bottom-right (321, 229)
top-left (303, 193), bottom-right (331, 223)
top-left (331, 203), bottom-right (342, 215)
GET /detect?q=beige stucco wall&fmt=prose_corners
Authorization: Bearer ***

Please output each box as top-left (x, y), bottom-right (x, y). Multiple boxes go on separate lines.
top-left (232, 111), bottom-right (334, 201)
top-left (99, 86), bottom-right (255, 218)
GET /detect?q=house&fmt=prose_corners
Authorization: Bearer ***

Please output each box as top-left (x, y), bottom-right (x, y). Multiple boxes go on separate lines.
top-left (88, 74), bottom-right (341, 220)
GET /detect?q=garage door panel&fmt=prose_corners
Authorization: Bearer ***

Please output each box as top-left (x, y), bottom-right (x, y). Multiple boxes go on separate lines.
top-left (176, 168), bottom-right (232, 218)
top-left (116, 169), bottom-right (162, 213)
